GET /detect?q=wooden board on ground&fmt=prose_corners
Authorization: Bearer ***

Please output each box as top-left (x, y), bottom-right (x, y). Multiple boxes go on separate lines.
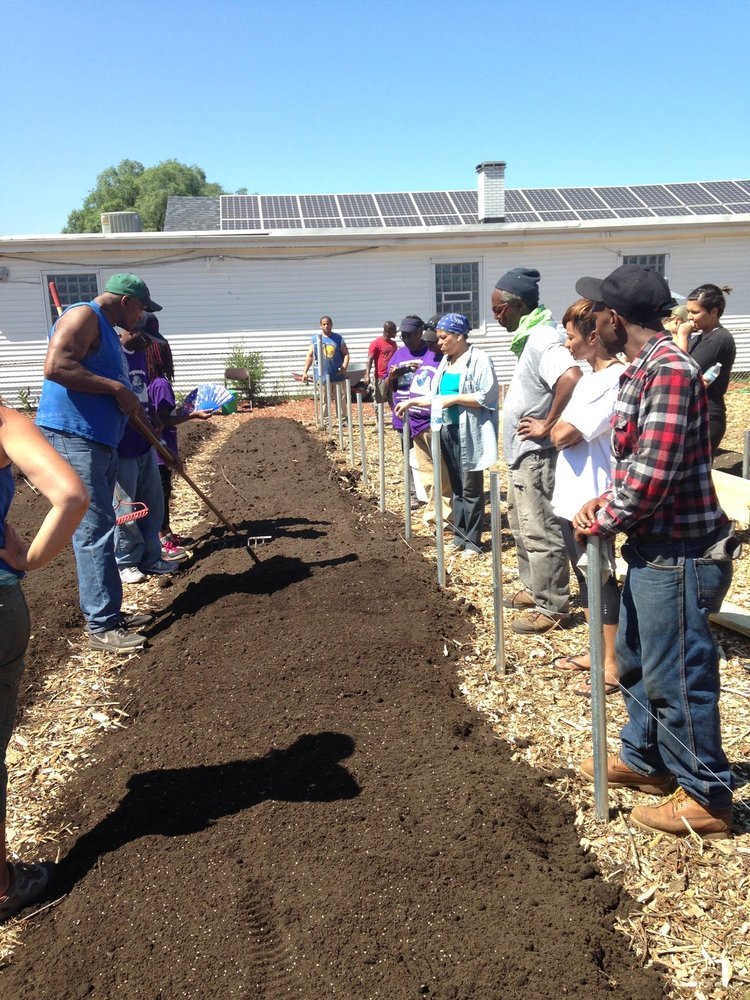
top-left (710, 599), bottom-right (750, 637)
top-left (712, 469), bottom-right (750, 527)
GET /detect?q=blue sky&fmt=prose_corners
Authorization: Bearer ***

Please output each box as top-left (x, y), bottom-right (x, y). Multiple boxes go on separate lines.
top-left (4, 0), bottom-right (750, 234)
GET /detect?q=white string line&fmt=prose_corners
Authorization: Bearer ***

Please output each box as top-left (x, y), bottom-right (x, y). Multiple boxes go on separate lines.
top-left (609, 682), bottom-right (750, 816)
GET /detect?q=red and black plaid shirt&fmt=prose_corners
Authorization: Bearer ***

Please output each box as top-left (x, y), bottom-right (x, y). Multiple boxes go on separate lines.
top-left (593, 333), bottom-right (727, 540)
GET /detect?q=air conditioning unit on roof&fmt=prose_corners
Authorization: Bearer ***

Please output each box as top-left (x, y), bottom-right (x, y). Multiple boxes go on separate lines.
top-left (101, 211), bottom-right (143, 234)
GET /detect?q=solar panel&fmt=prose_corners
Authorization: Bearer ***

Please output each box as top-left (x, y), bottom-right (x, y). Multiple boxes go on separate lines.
top-left (651, 206), bottom-right (692, 217)
top-left (558, 187), bottom-right (608, 210)
top-left (299, 194), bottom-right (339, 219)
top-left (537, 210), bottom-right (579, 222)
top-left (449, 191), bottom-right (477, 214)
top-left (376, 192), bottom-right (418, 216)
top-left (596, 187), bottom-right (646, 210)
top-left (342, 217), bottom-right (381, 227)
top-left (505, 212), bottom-right (542, 223)
top-left (221, 195), bottom-right (261, 221)
top-left (304, 218), bottom-right (343, 228)
top-left (504, 190), bottom-right (535, 212)
top-left (576, 209), bottom-right (613, 220)
top-left (413, 192), bottom-right (456, 215)
top-left (383, 216), bottom-right (422, 227)
top-left (727, 203), bottom-right (750, 214)
top-left (261, 196), bottom-right (301, 222)
top-left (339, 193), bottom-right (379, 217)
top-left (423, 215), bottom-right (462, 226)
top-left (666, 183), bottom-right (720, 205)
top-left (459, 214), bottom-right (479, 224)
top-left (700, 181), bottom-right (748, 203)
top-left (614, 208), bottom-right (655, 218)
top-left (523, 189), bottom-right (570, 211)
top-left (688, 204), bottom-right (726, 215)
top-left (735, 180), bottom-right (750, 197)
top-left (630, 185), bottom-right (682, 208)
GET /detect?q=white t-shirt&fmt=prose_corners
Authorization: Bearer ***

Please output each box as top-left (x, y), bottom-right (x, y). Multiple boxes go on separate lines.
top-left (552, 363), bottom-right (623, 520)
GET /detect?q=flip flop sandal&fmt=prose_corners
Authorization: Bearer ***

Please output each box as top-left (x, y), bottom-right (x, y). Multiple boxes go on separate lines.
top-left (0, 861), bottom-right (52, 923)
top-left (575, 680), bottom-right (620, 697)
top-left (551, 653), bottom-right (589, 673)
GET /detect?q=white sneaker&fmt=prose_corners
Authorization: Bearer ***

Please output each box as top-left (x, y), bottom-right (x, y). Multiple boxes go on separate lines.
top-left (460, 548), bottom-right (482, 561)
top-left (119, 566), bottom-right (147, 584)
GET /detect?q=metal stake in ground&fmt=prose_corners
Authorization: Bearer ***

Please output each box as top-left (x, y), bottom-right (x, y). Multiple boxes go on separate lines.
top-left (744, 430), bottom-right (750, 480)
top-left (347, 385), bottom-right (355, 466)
top-left (357, 391), bottom-right (368, 486)
top-left (431, 427), bottom-right (446, 588)
top-left (489, 470), bottom-right (506, 674)
top-left (377, 403), bottom-right (386, 513)
top-left (403, 410), bottom-right (412, 539)
top-left (587, 534), bottom-right (609, 823)
top-left (325, 376), bottom-right (333, 436)
top-left (335, 382), bottom-right (344, 450)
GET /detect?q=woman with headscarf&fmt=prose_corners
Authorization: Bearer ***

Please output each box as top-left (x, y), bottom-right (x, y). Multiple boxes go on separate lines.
top-left (395, 313), bottom-right (498, 558)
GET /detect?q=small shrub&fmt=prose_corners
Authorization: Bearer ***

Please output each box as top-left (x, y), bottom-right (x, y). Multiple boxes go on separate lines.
top-left (225, 342), bottom-right (266, 403)
top-left (17, 386), bottom-right (39, 414)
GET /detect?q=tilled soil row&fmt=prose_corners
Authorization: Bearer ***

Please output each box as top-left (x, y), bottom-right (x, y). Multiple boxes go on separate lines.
top-left (2, 417), bottom-right (663, 999)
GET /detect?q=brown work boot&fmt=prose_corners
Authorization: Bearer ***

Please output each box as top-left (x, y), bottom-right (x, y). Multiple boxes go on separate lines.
top-left (579, 754), bottom-right (676, 796)
top-left (630, 788), bottom-right (732, 840)
top-left (511, 610), bottom-right (563, 634)
top-left (503, 589), bottom-right (535, 610)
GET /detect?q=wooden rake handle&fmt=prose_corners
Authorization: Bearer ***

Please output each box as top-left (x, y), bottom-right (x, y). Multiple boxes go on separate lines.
top-left (128, 411), bottom-right (241, 537)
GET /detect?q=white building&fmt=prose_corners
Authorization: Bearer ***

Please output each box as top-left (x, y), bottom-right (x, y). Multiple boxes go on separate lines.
top-left (1, 162), bottom-right (749, 405)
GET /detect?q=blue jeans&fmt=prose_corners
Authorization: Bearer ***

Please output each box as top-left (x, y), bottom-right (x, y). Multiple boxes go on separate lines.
top-left (440, 424), bottom-right (485, 553)
top-left (617, 534), bottom-right (733, 809)
top-left (115, 450), bottom-right (165, 570)
top-left (41, 430), bottom-right (123, 633)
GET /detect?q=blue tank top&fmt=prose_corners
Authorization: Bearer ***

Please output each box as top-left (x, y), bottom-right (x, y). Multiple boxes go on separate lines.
top-left (0, 463), bottom-right (23, 583)
top-left (36, 301), bottom-right (131, 448)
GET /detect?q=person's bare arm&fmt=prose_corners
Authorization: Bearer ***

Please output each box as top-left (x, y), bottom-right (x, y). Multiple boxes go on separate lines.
top-left (0, 407), bottom-right (89, 571)
top-left (339, 340), bottom-right (350, 372)
top-left (517, 367), bottom-right (583, 440)
top-left (550, 418), bottom-right (584, 449)
top-left (301, 343), bottom-right (315, 382)
top-left (44, 305), bottom-right (140, 416)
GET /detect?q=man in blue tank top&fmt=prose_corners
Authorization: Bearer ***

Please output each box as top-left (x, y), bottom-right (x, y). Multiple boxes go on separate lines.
top-left (37, 273), bottom-right (163, 652)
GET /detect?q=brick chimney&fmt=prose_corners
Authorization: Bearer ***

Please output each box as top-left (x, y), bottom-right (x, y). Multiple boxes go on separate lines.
top-left (476, 161), bottom-right (506, 223)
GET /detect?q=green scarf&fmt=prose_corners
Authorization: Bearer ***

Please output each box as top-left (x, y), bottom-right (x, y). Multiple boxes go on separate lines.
top-left (509, 305), bottom-right (553, 358)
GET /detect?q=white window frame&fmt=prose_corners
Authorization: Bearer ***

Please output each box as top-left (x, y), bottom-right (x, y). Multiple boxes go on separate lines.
top-left (619, 253), bottom-right (670, 280)
top-left (41, 270), bottom-right (102, 327)
top-left (431, 258), bottom-right (484, 334)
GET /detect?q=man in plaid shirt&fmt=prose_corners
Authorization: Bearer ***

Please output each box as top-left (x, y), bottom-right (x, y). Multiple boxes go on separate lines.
top-left (572, 264), bottom-right (736, 840)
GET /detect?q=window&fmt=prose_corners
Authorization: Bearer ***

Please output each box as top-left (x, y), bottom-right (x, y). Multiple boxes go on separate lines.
top-left (45, 272), bottom-right (99, 325)
top-left (620, 254), bottom-right (668, 278)
top-left (434, 261), bottom-right (480, 330)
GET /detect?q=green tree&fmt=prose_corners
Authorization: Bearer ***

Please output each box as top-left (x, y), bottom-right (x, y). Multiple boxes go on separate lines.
top-left (63, 159), bottom-right (225, 233)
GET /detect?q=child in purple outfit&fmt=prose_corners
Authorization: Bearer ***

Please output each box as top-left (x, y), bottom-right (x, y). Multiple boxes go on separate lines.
top-left (144, 318), bottom-right (213, 559)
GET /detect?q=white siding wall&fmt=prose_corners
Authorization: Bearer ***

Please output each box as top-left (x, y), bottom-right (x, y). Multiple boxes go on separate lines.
top-left (2, 231), bottom-right (750, 406)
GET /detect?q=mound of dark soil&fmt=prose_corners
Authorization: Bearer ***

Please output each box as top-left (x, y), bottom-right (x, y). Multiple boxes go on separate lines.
top-left (3, 418), bottom-right (663, 999)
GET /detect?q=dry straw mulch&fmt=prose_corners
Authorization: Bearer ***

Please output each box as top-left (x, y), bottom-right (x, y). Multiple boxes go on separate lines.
top-left (315, 386), bottom-right (750, 1000)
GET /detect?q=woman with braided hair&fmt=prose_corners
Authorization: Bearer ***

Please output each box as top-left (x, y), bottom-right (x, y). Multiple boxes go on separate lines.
top-left (144, 320), bottom-right (213, 559)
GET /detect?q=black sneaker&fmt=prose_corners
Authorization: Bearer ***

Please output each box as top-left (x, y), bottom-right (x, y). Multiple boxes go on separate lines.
top-left (89, 628), bottom-right (147, 653)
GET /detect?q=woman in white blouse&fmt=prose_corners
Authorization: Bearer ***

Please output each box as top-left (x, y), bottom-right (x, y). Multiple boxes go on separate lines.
top-left (551, 299), bottom-right (624, 695)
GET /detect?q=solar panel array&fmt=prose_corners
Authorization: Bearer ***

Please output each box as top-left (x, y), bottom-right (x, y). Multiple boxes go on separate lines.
top-left (219, 180), bottom-right (750, 230)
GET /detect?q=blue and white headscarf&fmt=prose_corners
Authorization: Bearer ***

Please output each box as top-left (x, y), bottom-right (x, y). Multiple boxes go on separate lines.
top-left (436, 313), bottom-right (471, 336)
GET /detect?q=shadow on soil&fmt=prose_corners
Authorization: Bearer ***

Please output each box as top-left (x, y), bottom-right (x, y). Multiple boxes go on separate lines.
top-left (54, 732), bottom-right (359, 893)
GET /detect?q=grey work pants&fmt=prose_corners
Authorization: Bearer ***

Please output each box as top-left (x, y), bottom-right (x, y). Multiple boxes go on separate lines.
top-left (506, 450), bottom-right (570, 617)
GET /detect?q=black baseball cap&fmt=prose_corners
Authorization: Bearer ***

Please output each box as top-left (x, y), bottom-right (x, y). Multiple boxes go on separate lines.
top-left (575, 264), bottom-right (676, 321)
